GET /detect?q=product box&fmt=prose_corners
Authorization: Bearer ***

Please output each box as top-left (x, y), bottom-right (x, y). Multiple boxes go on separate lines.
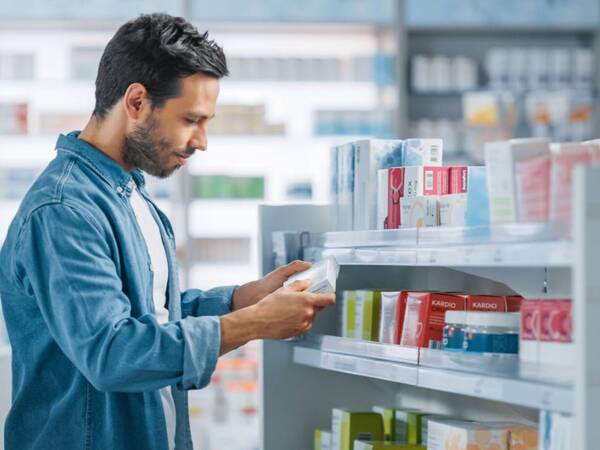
top-left (378, 292), bottom-right (401, 344)
top-left (540, 300), bottom-right (574, 367)
top-left (353, 140), bottom-right (404, 230)
top-left (331, 146), bottom-right (340, 231)
top-left (421, 415), bottom-right (453, 446)
top-left (353, 442), bottom-right (425, 450)
top-left (405, 411), bottom-right (429, 445)
top-left (448, 166), bottom-right (468, 194)
top-left (402, 139), bottom-right (443, 166)
top-left (520, 300), bottom-right (541, 364)
top-left (427, 419), bottom-right (509, 450)
top-left (464, 166), bottom-right (490, 227)
top-left (377, 168), bottom-right (405, 230)
top-left (485, 138), bottom-right (550, 224)
top-left (515, 154), bottom-right (551, 222)
top-left (400, 196), bottom-right (440, 228)
top-left (315, 429), bottom-right (332, 450)
top-left (404, 166), bottom-right (450, 198)
top-left (372, 407), bottom-right (395, 441)
top-left (501, 423), bottom-right (538, 450)
top-left (549, 142), bottom-right (593, 227)
top-left (332, 409), bottom-right (384, 450)
top-left (336, 142), bottom-right (356, 231)
top-left (539, 410), bottom-right (573, 450)
top-left (355, 291), bottom-right (382, 341)
top-left (464, 295), bottom-right (507, 312)
top-left (439, 194), bottom-right (467, 227)
top-left (400, 293), bottom-right (466, 348)
top-left (342, 291), bottom-right (358, 338)
top-left (393, 292), bottom-right (409, 345)
top-left (284, 257), bottom-right (339, 293)
top-left (505, 295), bottom-right (523, 312)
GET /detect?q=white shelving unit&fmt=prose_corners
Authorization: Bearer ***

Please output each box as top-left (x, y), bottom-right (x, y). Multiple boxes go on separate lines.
top-left (258, 166), bottom-right (600, 450)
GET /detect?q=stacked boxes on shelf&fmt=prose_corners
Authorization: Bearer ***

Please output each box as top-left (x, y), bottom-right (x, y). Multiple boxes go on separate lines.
top-left (315, 406), bottom-right (537, 450)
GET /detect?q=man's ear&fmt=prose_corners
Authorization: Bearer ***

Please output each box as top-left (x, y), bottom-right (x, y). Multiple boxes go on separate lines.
top-left (122, 83), bottom-right (150, 120)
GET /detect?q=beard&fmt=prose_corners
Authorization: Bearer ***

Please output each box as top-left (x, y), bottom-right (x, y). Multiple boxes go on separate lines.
top-left (122, 115), bottom-right (187, 179)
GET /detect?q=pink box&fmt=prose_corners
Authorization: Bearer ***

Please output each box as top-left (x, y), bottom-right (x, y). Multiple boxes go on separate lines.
top-left (516, 155), bottom-right (551, 222)
top-left (400, 292), bottom-right (465, 348)
top-left (520, 300), bottom-right (541, 363)
top-left (449, 166), bottom-right (468, 194)
top-left (377, 168), bottom-right (406, 229)
top-left (393, 292), bottom-right (409, 345)
top-left (403, 166), bottom-right (450, 198)
top-left (505, 296), bottom-right (523, 312)
top-left (540, 299), bottom-right (574, 367)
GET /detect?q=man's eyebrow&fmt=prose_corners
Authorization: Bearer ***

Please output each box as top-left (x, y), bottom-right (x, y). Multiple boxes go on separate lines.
top-left (186, 112), bottom-right (216, 119)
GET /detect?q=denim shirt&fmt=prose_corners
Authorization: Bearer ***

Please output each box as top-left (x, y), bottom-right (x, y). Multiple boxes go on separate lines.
top-left (0, 131), bottom-right (236, 450)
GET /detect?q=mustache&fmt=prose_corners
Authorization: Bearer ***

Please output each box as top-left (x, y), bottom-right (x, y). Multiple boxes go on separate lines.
top-left (178, 148), bottom-right (196, 157)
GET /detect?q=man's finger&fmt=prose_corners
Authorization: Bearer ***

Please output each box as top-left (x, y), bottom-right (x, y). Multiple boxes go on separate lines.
top-left (308, 293), bottom-right (336, 308)
top-left (280, 260), bottom-right (311, 276)
top-left (284, 279), bottom-right (311, 292)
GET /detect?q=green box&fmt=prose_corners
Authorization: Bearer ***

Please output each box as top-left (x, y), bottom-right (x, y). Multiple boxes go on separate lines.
top-left (352, 442), bottom-right (426, 450)
top-left (404, 411), bottom-right (429, 445)
top-left (372, 407), bottom-right (395, 441)
top-left (332, 409), bottom-right (384, 450)
top-left (343, 291), bottom-right (357, 338)
top-left (315, 428), bottom-right (332, 450)
top-left (355, 291), bottom-right (381, 341)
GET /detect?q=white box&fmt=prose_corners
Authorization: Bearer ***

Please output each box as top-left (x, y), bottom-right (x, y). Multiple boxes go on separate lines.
top-left (402, 139), bottom-right (443, 166)
top-left (378, 292), bottom-right (400, 344)
top-left (403, 166), bottom-right (449, 198)
top-left (284, 257), bottom-right (339, 294)
top-left (335, 142), bottom-right (356, 231)
top-left (484, 138), bottom-right (550, 224)
top-left (439, 194), bottom-right (468, 227)
top-left (353, 140), bottom-right (403, 231)
top-left (400, 196), bottom-right (439, 228)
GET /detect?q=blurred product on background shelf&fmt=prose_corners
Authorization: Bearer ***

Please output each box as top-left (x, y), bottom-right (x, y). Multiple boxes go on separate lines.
top-left (210, 104), bottom-right (286, 136)
top-left (0, 168), bottom-right (40, 200)
top-left (191, 175), bottom-right (265, 199)
top-left (539, 410), bottom-right (573, 450)
top-left (0, 102), bottom-right (28, 135)
top-left (410, 54), bottom-right (478, 93)
top-left (315, 429), bottom-right (332, 450)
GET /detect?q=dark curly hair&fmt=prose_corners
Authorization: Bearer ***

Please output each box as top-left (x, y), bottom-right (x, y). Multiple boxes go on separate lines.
top-left (92, 13), bottom-right (228, 119)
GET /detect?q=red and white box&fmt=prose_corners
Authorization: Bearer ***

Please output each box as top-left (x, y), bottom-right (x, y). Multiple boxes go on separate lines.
top-left (377, 167), bottom-right (405, 229)
top-left (540, 299), bottom-right (574, 367)
top-left (463, 295), bottom-right (507, 312)
top-left (400, 293), bottom-right (465, 348)
top-left (520, 300), bottom-right (541, 364)
top-left (449, 166), bottom-right (468, 194)
top-left (505, 295), bottom-right (523, 312)
top-left (400, 196), bottom-right (440, 228)
top-left (516, 154), bottom-right (551, 222)
top-left (549, 143), bottom-right (593, 226)
top-left (403, 166), bottom-right (450, 198)
top-left (393, 292), bottom-right (409, 345)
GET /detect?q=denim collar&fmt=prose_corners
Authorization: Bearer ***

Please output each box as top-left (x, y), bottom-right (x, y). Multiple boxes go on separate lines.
top-left (55, 131), bottom-right (146, 197)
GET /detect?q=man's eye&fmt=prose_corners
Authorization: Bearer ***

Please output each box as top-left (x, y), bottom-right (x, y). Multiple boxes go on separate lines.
top-left (185, 118), bottom-right (197, 124)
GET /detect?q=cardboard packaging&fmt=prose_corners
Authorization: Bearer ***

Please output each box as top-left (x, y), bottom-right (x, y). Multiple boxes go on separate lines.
top-left (540, 299), bottom-right (574, 367)
top-left (448, 166), bottom-right (468, 194)
top-left (342, 291), bottom-right (358, 338)
top-left (439, 194), bottom-right (468, 226)
top-left (549, 142), bottom-right (593, 227)
top-left (465, 167), bottom-right (490, 227)
top-left (404, 166), bottom-right (450, 198)
top-left (336, 142), bottom-right (356, 231)
top-left (405, 411), bottom-right (429, 445)
top-left (402, 139), bottom-right (444, 166)
top-left (427, 419), bottom-right (509, 450)
top-left (519, 300), bottom-right (541, 364)
top-left (377, 168), bottom-right (405, 230)
top-left (353, 140), bottom-right (404, 230)
top-left (284, 257), bottom-right (339, 294)
top-left (484, 138), bottom-right (550, 224)
top-left (355, 291), bottom-right (382, 341)
top-left (539, 410), bottom-right (573, 450)
top-left (353, 442), bottom-right (425, 450)
top-left (516, 154), bottom-right (551, 222)
top-left (400, 196), bottom-right (440, 228)
top-left (378, 292), bottom-right (401, 344)
top-left (400, 293), bottom-right (466, 348)
top-left (315, 429), bottom-right (332, 450)
top-left (505, 295), bottom-right (523, 312)
top-left (372, 407), bottom-right (396, 441)
top-left (393, 292), bottom-right (409, 345)
top-left (331, 409), bottom-right (384, 450)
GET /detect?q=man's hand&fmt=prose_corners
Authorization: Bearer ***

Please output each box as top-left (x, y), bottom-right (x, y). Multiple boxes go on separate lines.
top-left (231, 260), bottom-right (312, 311)
top-left (219, 279), bottom-right (336, 355)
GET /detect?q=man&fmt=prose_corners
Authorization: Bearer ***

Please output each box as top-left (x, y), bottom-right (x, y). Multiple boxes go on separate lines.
top-left (0, 13), bottom-right (335, 450)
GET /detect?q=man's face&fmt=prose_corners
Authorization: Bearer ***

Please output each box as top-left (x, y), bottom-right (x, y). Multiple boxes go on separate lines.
top-left (123, 73), bottom-right (219, 178)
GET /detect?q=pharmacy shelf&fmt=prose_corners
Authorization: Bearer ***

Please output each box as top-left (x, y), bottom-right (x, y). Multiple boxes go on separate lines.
top-left (304, 223), bottom-right (572, 268)
top-left (293, 341), bottom-right (572, 414)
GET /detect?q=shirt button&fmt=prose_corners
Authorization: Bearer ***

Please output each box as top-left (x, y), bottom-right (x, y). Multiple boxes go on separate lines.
top-left (116, 186), bottom-right (123, 193)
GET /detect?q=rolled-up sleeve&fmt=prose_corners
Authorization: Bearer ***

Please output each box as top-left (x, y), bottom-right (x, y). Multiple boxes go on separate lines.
top-left (180, 286), bottom-right (237, 318)
top-left (14, 203), bottom-right (219, 393)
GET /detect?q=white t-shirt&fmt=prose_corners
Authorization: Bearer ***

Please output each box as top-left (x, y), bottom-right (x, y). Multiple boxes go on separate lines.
top-left (129, 187), bottom-right (176, 450)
